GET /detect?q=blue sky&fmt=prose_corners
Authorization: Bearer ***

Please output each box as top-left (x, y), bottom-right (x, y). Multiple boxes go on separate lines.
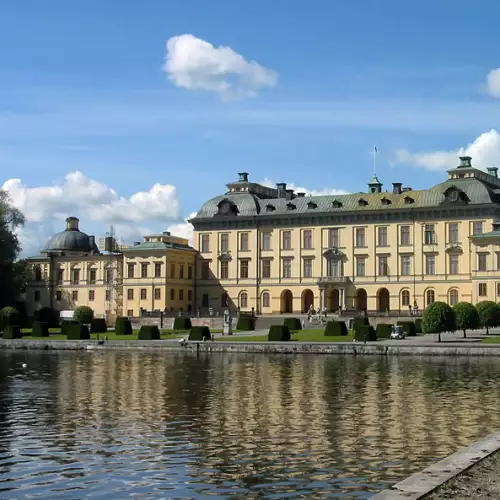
top-left (1, 1), bottom-right (499, 254)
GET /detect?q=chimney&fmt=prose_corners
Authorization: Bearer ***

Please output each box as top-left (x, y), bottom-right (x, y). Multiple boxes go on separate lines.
top-left (66, 217), bottom-right (79, 231)
top-left (458, 156), bottom-right (472, 168)
top-left (238, 172), bottom-right (249, 182)
top-left (488, 167), bottom-right (498, 178)
top-left (296, 192), bottom-right (306, 197)
top-left (285, 189), bottom-right (294, 200)
top-left (276, 182), bottom-right (287, 198)
top-left (392, 182), bottom-right (402, 195)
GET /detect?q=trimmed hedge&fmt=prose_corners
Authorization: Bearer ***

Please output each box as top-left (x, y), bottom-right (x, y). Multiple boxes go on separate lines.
top-left (32, 321), bottom-right (50, 337)
top-left (61, 320), bottom-right (80, 336)
top-left (397, 321), bottom-right (417, 337)
top-left (173, 317), bottom-right (192, 330)
top-left (0, 306), bottom-right (20, 332)
top-left (324, 320), bottom-right (348, 336)
top-left (376, 323), bottom-right (393, 339)
top-left (353, 316), bottom-right (369, 331)
top-left (283, 317), bottom-right (302, 331)
top-left (3, 325), bottom-right (22, 339)
top-left (115, 317), bottom-right (133, 335)
top-left (236, 316), bottom-right (256, 331)
top-left (138, 325), bottom-right (161, 340)
top-left (73, 306), bottom-right (94, 324)
top-left (34, 307), bottom-right (59, 328)
top-left (189, 326), bottom-right (212, 341)
top-left (65, 323), bottom-right (90, 340)
top-left (91, 318), bottom-right (108, 334)
top-left (268, 325), bottom-right (291, 341)
top-left (354, 325), bottom-right (377, 342)
top-left (414, 318), bottom-right (423, 334)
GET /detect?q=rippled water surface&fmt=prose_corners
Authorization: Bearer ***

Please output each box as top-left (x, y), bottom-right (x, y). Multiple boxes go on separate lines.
top-left (0, 352), bottom-right (500, 498)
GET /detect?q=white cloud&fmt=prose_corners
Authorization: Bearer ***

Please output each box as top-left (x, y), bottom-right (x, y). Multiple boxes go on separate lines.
top-left (163, 34), bottom-right (278, 100)
top-left (486, 68), bottom-right (500, 98)
top-left (392, 129), bottom-right (500, 171)
top-left (166, 212), bottom-right (197, 246)
top-left (260, 178), bottom-right (349, 196)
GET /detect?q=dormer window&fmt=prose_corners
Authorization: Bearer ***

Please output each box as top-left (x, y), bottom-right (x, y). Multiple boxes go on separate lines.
top-left (307, 201), bottom-right (317, 209)
top-left (286, 203), bottom-right (296, 211)
top-left (358, 198), bottom-right (368, 206)
top-left (266, 204), bottom-right (275, 212)
top-left (404, 196), bottom-right (415, 205)
top-left (332, 200), bottom-right (343, 208)
top-left (381, 197), bottom-right (391, 205)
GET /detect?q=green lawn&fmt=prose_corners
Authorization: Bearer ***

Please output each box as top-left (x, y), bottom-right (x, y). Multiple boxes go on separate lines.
top-left (18, 328), bottom-right (191, 341)
top-left (481, 337), bottom-right (500, 344)
top-left (217, 329), bottom-right (355, 342)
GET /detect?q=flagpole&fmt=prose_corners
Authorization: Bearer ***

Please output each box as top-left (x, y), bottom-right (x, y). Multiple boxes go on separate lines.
top-left (373, 145), bottom-right (377, 176)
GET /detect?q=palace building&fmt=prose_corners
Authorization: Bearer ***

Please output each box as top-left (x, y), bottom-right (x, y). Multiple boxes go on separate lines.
top-left (190, 156), bottom-right (500, 315)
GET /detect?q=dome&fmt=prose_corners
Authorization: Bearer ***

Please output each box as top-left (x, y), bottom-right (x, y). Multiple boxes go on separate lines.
top-left (43, 217), bottom-right (99, 254)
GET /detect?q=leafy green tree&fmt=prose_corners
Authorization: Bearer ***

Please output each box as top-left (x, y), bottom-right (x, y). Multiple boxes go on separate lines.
top-left (0, 306), bottom-right (20, 331)
top-left (476, 301), bottom-right (500, 334)
top-left (422, 301), bottom-right (456, 342)
top-left (453, 302), bottom-right (480, 338)
top-left (73, 306), bottom-right (94, 324)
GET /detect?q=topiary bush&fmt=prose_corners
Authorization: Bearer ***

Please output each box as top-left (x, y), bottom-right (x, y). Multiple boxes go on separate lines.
top-left (173, 317), bottom-right (192, 330)
top-left (66, 323), bottom-right (90, 340)
top-left (73, 306), bottom-right (94, 324)
top-left (476, 301), bottom-right (500, 334)
top-left (138, 325), bottom-right (161, 340)
top-left (236, 316), bottom-right (256, 331)
top-left (268, 325), bottom-right (291, 341)
top-left (61, 320), bottom-right (80, 336)
top-left (189, 326), bottom-right (211, 341)
top-left (0, 306), bottom-right (20, 332)
top-left (324, 320), bottom-right (348, 336)
top-left (397, 321), bottom-right (417, 337)
top-left (354, 325), bottom-right (377, 342)
top-left (34, 307), bottom-right (59, 328)
top-left (283, 318), bottom-right (302, 331)
top-left (422, 301), bottom-right (456, 342)
top-left (453, 302), bottom-right (480, 338)
top-left (414, 318), bottom-right (423, 334)
top-left (115, 317), bottom-right (133, 335)
top-left (375, 323), bottom-right (393, 339)
top-left (90, 318), bottom-right (107, 334)
top-left (353, 316), bottom-right (369, 331)
top-left (3, 325), bottom-right (22, 339)
top-left (32, 321), bottom-right (50, 337)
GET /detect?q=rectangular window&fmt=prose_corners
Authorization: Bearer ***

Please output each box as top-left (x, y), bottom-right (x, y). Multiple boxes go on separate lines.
top-left (478, 253), bottom-right (487, 271)
top-left (188, 265), bottom-right (193, 280)
top-left (88, 269), bottom-right (96, 284)
top-left (303, 258), bottom-right (313, 277)
top-left (201, 234), bottom-right (210, 253)
top-left (105, 268), bottom-right (113, 284)
top-left (479, 283), bottom-right (487, 297)
top-left (355, 228), bottom-right (365, 248)
top-left (240, 232), bottom-right (249, 251)
top-left (140, 288), bottom-right (147, 300)
top-left (56, 290), bottom-right (62, 301)
top-left (72, 290), bottom-right (78, 301)
top-left (449, 254), bottom-right (459, 274)
top-left (34, 290), bottom-right (40, 302)
top-left (179, 289), bottom-right (184, 301)
top-left (262, 259), bottom-right (271, 278)
top-left (105, 289), bottom-right (111, 301)
top-left (141, 263), bottom-right (148, 278)
top-left (188, 290), bottom-right (192, 301)
top-left (170, 289), bottom-right (175, 300)
top-left (424, 224), bottom-right (436, 245)
top-left (400, 226), bottom-right (411, 246)
top-left (401, 255), bottom-right (411, 276)
top-left (473, 221), bottom-right (484, 236)
top-left (329, 228), bottom-right (340, 248)
top-left (377, 227), bottom-right (388, 247)
top-left (425, 255), bottom-right (436, 275)
top-left (303, 230), bottom-right (312, 249)
top-left (240, 260), bottom-right (249, 279)
top-left (170, 263), bottom-right (175, 278)
top-left (261, 232), bottom-right (272, 250)
top-left (220, 261), bottom-right (229, 279)
top-left (154, 288), bottom-right (161, 300)
top-left (88, 290), bottom-right (95, 301)
top-left (127, 289), bottom-right (134, 300)
top-left (201, 261), bottom-right (210, 280)
top-left (57, 269), bottom-right (64, 285)
top-left (127, 264), bottom-right (134, 279)
top-left (179, 264), bottom-right (184, 279)
top-left (127, 309), bottom-right (133, 317)
top-left (202, 293), bottom-right (209, 307)
top-left (497, 253), bottom-right (500, 271)
top-left (327, 259), bottom-right (342, 277)
top-left (282, 230), bottom-right (292, 250)
top-left (497, 283), bottom-right (500, 296)
top-left (72, 269), bottom-right (80, 285)
top-left (378, 256), bottom-right (388, 276)
top-left (220, 233), bottom-right (229, 252)
top-left (448, 223), bottom-right (459, 244)
top-left (356, 257), bottom-right (365, 277)
top-left (155, 263), bottom-right (162, 278)
top-left (282, 258), bottom-right (292, 278)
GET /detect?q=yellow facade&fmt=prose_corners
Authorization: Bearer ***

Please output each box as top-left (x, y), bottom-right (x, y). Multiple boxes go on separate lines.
top-left (191, 158), bottom-right (500, 315)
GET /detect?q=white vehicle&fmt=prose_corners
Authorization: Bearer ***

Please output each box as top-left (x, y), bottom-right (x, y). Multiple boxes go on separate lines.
top-left (390, 325), bottom-right (405, 340)
top-left (59, 310), bottom-right (74, 324)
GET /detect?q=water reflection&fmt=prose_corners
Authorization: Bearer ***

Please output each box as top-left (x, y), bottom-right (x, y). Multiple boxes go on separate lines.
top-left (0, 352), bottom-right (499, 498)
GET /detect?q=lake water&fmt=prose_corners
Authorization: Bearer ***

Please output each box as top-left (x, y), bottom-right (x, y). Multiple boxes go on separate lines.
top-left (0, 351), bottom-right (499, 499)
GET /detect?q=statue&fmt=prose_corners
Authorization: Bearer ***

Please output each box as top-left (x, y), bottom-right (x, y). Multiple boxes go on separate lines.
top-left (223, 309), bottom-right (233, 336)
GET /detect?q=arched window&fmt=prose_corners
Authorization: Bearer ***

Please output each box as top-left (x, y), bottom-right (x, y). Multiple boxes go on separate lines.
top-left (426, 289), bottom-right (435, 306)
top-left (34, 265), bottom-right (42, 281)
top-left (239, 292), bottom-right (248, 309)
top-left (221, 292), bottom-right (229, 307)
top-left (401, 289), bottom-right (410, 307)
top-left (262, 291), bottom-right (270, 308)
top-left (449, 289), bottom-right (459, 306)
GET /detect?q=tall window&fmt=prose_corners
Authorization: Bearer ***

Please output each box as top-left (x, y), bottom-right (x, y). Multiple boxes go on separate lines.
top-left (448, 223), bottom-right (459, 244)
top-left (327, 259), bottom-right (342, 277)
top-left (449, 254), bottom-right (459, 275)
top-left (282, 258), bottom-right (292, 278)
top-left (282, 231), bottom-right (292, 250)
top-left (400, 226), bottom-right (411, 246)
top-left (261, 232), bottom-right (272, 250)
top-left (71, 269), bottom-right (80, 285)
top-left (221, 293), bottom-right (229, 307)
top-left (329, 228), bottom-right (340, 248)
top-left (240, 260), bottom-right (249, 279)
top-left (179, 290), bottom-right (184, 301)
top-left (220, 233), bottom-right (229, 252)
top-left (497, 253), bottom-right (500, 271)
top-left (425, 255), bottom-right (435, 275)
top-left (401, 255), bottom-right (411, 276)
top-left (377, 227), bottom-right (388, 247)
top-left (262, 259), bottom-right (271, 278)
top-left (179, 265), bottom-right (184, 279)
top-left (478, 253), bottom-right (487, 271)
top-left (105, 268), bottom-right (113, 284)
top-left (401, 289), bottom-right (410, 307)
top-left (356, 257), bottom-right (365, 277)
top-left (154, 288), bottom-right (161, 300)
top-left (57, 269), bottom-right (64, 285)
top-left (170, 263), bottom-right (175, 278)
top-left (262, 292), bottom-right (270, 308)
top-left (188, 265), bottom-right (193, 280)
top-left (34, 266), bottom-right (42, 281)
top-left (140, 289), bottom-right (147, 300)
top-left (303, 258), bottom-right (313, 277)
top-left (72, 290), bottom-right (78, 302)
top-left (479, 283), bottom-right (487, 297)
top-left (170, 289), bottom-right (175, 300)
top-left (127, 289), bottom-right (134, 300)
top-left (88, 268), bottom-right (96, 284)
top-left (201, 261), bottom-right (210, 280)
top-left (220, 261), bottom-right (229, 279)
top-left (240, 292), bottom-right (248, 309)
top-left (355, 228), bottom-right (365, 247)
top-left (127, 264), bottom-right (134, 278)
top-left (302, 230), bottom-right (312, 249)
top-left (473, 221), bottom-right (483, 235)
top-left (202, 294), bottom-right (209, 307)
top-left (56, 290), bottom-right (62, 301)
top-left (240, 232), bottom-right (249, 251)
top-left (105, 289), bottom-right (111, 301)
top-left (426, 289), bottom-right (435, 306)
top-left (378, 256), bottom-right (388, 276)
top-left (424, 224), bottom-right (436, 244)
top-left (188, 290), bottom-right (192, 301)
top-left (201, 234), bottom-right (210, 253)
top-left (449, 289), bottom-right (459, 305)
top-left (88, 290), bottom-right (95, 301)
top-left (155, 263), bottom-right (162, 278)
top-left (141, 263), bottom-right (148, 278)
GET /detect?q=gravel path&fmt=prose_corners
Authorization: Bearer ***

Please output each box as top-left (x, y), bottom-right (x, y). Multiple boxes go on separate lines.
top-left (424, 451), bottom-right (500, 499)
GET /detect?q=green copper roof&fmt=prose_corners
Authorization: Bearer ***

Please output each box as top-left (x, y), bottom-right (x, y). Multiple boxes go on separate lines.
top-left (368, 175), bottom-right (382, 185)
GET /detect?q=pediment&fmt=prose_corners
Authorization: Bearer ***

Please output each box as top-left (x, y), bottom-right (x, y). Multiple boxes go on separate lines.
top-left (323, 247), bottom-right (345, 260)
